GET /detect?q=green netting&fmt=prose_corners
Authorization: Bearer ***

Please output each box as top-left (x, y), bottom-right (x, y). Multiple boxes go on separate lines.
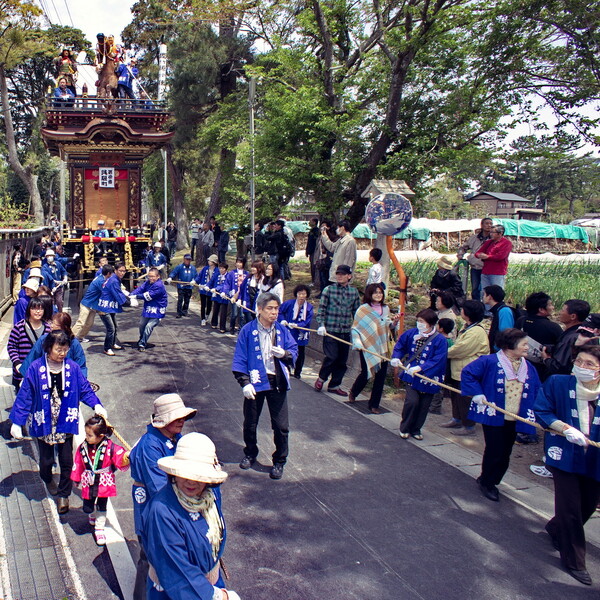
top-left (495, 219), bottom-right (589, 243)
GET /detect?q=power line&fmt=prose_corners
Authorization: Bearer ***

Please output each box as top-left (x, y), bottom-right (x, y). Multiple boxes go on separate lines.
top-left (62, 0), bottom-right (75, 27)
top-left (48, 0), bottom-right (63, 25)
top-left (37, 0), bottom-right (53, 25)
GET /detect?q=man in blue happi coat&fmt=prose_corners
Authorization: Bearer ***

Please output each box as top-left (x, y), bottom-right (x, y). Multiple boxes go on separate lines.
top-left (166, 253), bottom-right (197, 318)
top-left (130, 267), bottom-right (168, 351)
top-left (232, 292), bottom-right (298, 480)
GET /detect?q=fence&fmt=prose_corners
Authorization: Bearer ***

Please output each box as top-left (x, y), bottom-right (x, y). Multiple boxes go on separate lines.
top-left (0, 228), bottom-right (47, 317)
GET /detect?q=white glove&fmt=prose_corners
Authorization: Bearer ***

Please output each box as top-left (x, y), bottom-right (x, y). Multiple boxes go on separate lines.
top-left (129, 297), bottom-right (139, 307)
top-left (157, 264), bottom-right (165, 270)
top-left (280, 320), bottom-right (289, 327)
top-left (271, 346), bottom-right (286, 358)
top-left (73, 253), bottom-right (80, 259)
top-left (62, 277), bottom-right (68, 285)
top-left (288, 322), bottom-right (297, 329)
top-left (472, 394), bottom-right (486, 405)
top-left (243, 384), bottom-right (256, 399)
top-left (122, 287), bottom-right (130, 297)
top-left (390, 358), bottom-right (401, 368)
top-left (166, 278), bottom-right (172, 284)
top-left (230, 297), bottom-right (237, 304)
top-left (51, 286), bottom-right (59, 294)
top-left (406, 366), bottom-right (422, 377)
top-left (210, 288), bottom-right (217, 293)
top-left (317, 326), bottom-right (326, 336)
top-left (10, 424), bottom-right (23, 439)
top-left (143, 291), bottom-right (152, 301)
top-left (564, 426), bottom-right (588, 447)
top-left (94, 404), bottom-right (108, 419)
top-left (236, 300), bottom-right (243, 307)
top-left (226, 592), bottom-right (241, 600)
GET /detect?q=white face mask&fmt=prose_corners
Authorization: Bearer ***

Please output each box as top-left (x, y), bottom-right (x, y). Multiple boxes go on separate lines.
top-left (416, 321), bottom-right (429, 333)
top-left (46, 256), bottom-right (55, 263)
top-left (572, 364), bottom-right (599, 383)
top-left (336, 228), bottom-right (341, 236)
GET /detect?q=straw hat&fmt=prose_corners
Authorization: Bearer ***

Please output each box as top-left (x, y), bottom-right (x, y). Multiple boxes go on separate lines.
top-left (207, 254), bottom-right (218, 265)
top-left (151, 393), bottom-right (196, 428)
top-left (437, 256), bottom-right (454, 270)
top-left (158, 433), bottom-right (228, 484)
top-left (22, 279), bottom-right (39, 293)
top-left (29, 267), bottom-right (43, 279)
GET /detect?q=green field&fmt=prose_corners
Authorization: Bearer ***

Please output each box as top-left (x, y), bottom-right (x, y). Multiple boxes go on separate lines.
top-left (387, 259), bottom-right (600, 312)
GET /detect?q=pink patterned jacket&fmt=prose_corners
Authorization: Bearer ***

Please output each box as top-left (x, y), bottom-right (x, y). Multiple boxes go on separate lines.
top-left (71, 438), bottom-right (129, 499)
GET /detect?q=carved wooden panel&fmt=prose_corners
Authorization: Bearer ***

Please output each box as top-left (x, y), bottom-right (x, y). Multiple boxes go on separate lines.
top-left (71, 167), bottom-right (85, 227)
top-left (129, 168), bottom-right (141, 227)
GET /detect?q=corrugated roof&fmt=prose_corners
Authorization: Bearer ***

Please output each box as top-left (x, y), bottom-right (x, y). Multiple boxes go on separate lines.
top-left (470, 191), bottom-right (531, 203)
top-left (362, 180), bottom-right (415, 198)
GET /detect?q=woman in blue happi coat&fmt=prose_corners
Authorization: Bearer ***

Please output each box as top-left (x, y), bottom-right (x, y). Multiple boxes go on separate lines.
top-left (390, 309), bottom-right (448, 440)
top-left (142, 433), bottom-right (241, 600)
top-left (278, 284), bottom-right (314, 379)
top-left (462, 328), bottom-right (541, 502)
top-left (9, 330), bottom-right (106, 514)
top-left (534, 344), bottom-right (600, 586)
top-left (195, 254), bottom-right (219, 325)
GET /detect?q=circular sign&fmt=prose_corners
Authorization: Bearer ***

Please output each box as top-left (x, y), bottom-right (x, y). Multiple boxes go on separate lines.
top-left (365, 193), bottom-right (413, 236)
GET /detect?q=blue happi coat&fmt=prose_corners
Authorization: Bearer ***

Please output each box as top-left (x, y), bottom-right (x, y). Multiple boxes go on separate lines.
top-left (534, 374), bottom-right (600, 480)
top-left (98, 274), bottom-right (128, 313)
top-left (132, 279), bottom-right (168, 319)
top-left (392, 329), bottom-right (448, 393)
top-left (278, 299), bottom-right (314, 346)
top-left (462, 353), bottom-right (540, 434)
top-left (42, 262), bottom-right (67, 288)
top-left (129, 424), bottom-right (181, 536)
top-left (195, 266), bottom-right (219, 296)
top-left (169, 263), bottom-right (197, 290)
top-left (20, 335), bottom-right (87, 378)
top-left (223, 269), bottom-right (248, 298)
top-left (146, 251), bottom-right (167, 269)
top-left (10, 357), bottom-right (100, 437)
top-left (232, 319), bottom-right (298, 392)
top-left (142, 484), bottom-right (226, 600)
top-left (211, 272), bottom-right (229, 304)
top-left (81, 274), bottom-right (105, 311)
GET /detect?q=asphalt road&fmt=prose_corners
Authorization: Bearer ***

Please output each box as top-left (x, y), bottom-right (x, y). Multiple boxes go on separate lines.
top-left (58, 291), bottom-right (600, 599)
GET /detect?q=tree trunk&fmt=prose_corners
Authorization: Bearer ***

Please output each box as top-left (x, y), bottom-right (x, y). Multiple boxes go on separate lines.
top-left (165, 144), bottom-right (188, 250)
top-left (0, 64), bottom-right (44, 224)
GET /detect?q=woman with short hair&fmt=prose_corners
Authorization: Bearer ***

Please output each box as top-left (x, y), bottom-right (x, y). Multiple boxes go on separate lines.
top-left (462, 328), bottom-right (541, 502)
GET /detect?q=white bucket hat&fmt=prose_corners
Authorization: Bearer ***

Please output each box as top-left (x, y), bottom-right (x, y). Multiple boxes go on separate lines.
top-left (158, 433), bottom-right (228, 484)
top-left (22, 278), bottom-right (40, 293)
top-left (153, 241), bottom-right (162, 248)
top-left (29, 267), bottom-right (43, 279)
top-left (151, 393), bottom-right (196, 428)
top-left (45, 248), bottom-right (56, 256)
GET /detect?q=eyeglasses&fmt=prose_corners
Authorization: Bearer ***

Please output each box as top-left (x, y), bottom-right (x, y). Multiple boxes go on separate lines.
top-left (574, 359), bottom-right (600, 369)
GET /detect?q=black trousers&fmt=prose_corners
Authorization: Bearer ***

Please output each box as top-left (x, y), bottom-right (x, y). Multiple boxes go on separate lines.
top-left (449, 377), bottom-right (475, 426)
top-left (351, 352), bottom-right (389, 409)
top-left (100, 312), bottom-right (119, 351)
top-left (546, 466), bottom-right (600, 571)
top-left (210, 302), bottom-right (228, 331)
top-left (190, 238), bottom-right (199, 260)
top-left (37, 435), bottom-right (74, 498)
top-left (400, 387), bottom-right (434, 435)
top-left (480, 421), bottom-right (517, 487)
top-left (294, 346), bottom-right (306, 377)
top-left (82, 497), bottom-right (108, 513)
top-left (243, 385), bottom-right (289, 464)
top-left (318, 333), bottom-right (351, 389)
top-left (199, 294), bottom-right (212, 320)
top-left (176, 288), bottom-right (193, 316)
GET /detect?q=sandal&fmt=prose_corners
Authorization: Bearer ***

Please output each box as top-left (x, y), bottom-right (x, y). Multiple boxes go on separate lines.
top-left (412, 434), bottom-right (424, 441)
top-left (399, 432), bottom-right (410, 439)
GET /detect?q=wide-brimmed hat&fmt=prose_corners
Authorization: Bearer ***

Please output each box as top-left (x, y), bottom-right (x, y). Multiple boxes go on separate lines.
top-left (22, 279), bottom-right (39, 293)
top-left (45, 249), bottom-right (56, 256)
top-left (207, 254), bottom-right (218, 264)
top-left (151, 393), bottom-right (196, 428)
top-left (29, 267), bottom-right (43, 278)
top-left (437, 256), bottom-right (454, 270)
top-left (158, 432), bottom-right (228, 484)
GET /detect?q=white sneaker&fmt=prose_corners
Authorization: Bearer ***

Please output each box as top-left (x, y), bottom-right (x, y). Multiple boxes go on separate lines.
top-left (201, 319), bottom-right (206, 326)
top-left (530, 464), bottom-right (553, 478)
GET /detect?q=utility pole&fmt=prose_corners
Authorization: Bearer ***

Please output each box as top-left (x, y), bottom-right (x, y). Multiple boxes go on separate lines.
top-left (249, 78), bottom-right (256, 260)
top-left (158, 43), bottom-right (168, 240)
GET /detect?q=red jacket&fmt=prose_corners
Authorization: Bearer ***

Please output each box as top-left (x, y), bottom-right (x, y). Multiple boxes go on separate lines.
top-left (71, 438), bottom-right (129, 499)
top-left (475, 236), bottom-right (512, 275)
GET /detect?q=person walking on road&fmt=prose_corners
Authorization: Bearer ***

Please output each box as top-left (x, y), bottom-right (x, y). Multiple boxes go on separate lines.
top-left (9, 330), bottom-right (106, 514)
top-left (314, 265), bottom-right (361, 396)
top-left (130, 268), bottom-right (168, 351)
top-left (349, 283), bottom-right (399, 413)
top-left (534, 345), bottom-right (600, 587)
top-left (97, 262), bottom-right (129, 356)
top-left (391, 309), bottom-right (448, 440)
top-left (167, 254), bottom-right (197, 318)
top-left (462, 328), bottom-right (541, 502)
top-left (142, 432), bottom-right (241, 600)
top-left (71, 415), bottom-right (130, 546)
top-left (129, 393), bottom-right (197, 600)
top-left (232, 292), bottom-right (298, 480)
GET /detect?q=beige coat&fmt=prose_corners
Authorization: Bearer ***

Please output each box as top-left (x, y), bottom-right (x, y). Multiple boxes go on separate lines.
top-left (447, 323), bottom-right (489, 381)
top-left (321, 233), bottom-right (357, 282)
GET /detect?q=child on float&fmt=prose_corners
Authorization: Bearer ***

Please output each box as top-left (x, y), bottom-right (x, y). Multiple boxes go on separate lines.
top-left (71, 415), bottom-right (130, 546)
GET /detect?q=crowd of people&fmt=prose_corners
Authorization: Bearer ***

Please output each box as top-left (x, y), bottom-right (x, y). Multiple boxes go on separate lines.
top-left (5, 216), bottom-right (600, 592)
